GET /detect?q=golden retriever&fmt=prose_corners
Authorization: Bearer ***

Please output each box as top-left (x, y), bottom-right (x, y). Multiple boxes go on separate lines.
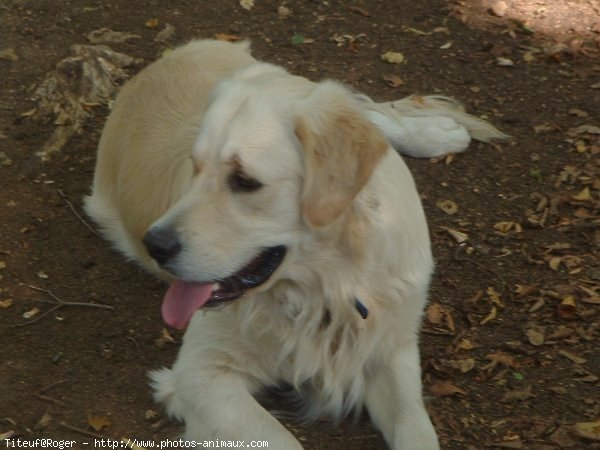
top-left (85, 39), bottom-right (504, 449)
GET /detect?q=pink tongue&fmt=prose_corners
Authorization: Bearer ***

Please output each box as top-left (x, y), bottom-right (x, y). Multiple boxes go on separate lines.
top-left (161, 280), bottom-right (213, 329)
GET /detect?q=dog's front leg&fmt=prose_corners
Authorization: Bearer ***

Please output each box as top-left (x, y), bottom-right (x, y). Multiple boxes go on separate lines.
top-left (364, 340), bottom-right (440, 450)
top-left (151, 366), bottom-right (303, 450)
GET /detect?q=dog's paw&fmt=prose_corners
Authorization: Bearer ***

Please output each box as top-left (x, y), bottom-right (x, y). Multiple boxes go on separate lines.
top-left (149, 367), bottom-right (185, 419)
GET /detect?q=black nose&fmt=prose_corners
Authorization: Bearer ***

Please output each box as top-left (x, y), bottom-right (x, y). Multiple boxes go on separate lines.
top-left (143, 227), bottom-right (182, 266)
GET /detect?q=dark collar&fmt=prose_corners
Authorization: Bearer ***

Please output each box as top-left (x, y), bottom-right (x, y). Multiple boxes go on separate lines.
top-left (354, 298), bottom-right (369, 319)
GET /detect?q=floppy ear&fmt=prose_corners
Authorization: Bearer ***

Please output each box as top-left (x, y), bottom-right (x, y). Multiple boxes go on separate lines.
top-left (295, 82), bottom-right (389, 228)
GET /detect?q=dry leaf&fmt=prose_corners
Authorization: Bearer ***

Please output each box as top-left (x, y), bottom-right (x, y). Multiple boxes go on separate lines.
top-left (534, 123), bottom-right (558, 134)
top-left (557, 296), bottom-right (577, 320)
top-left (523, 51), bottom-right (535, 62)
top-left (402, 26), bottom-right (431, 36)
top-left (574, 140), bottom-right (588, 153)
top-left (278, 5), bottom-right (291, 18)
top-left (485, 351), bottom-right (519, 369)
top-left (426, 303), bottom-right (445, 324)
top-left (0, 299), bottom-right (13, 308)
top-left (456, 338), bottom-right (476, 351)
top-left (430, 380), bottom-right (467, 397)
top-left (501, 387), bottom-right (535, 403)
top-left (23, 307), bottom-right (40, 319)
top-left (446, 228), bottom-right (468, 243)
top-left (568, 124), bottom-right (600, 136)
top-left (383, 74), bottom-right (404, 87)
top-left (496, 57), bottom-right (514, 66)
top-left (568, 108), bottom-right (589, 118)
top-left (381, 51), bottom-right (405, 64)
top-left (446, 312), bottom-right (456, 334)
top-left (514, 284), bottom-right (537, 297)
top-left (455, 358), bottom-right (476, 373)
top-left (525, 327), bottom-right (545, 346)
top-left (548, 256), bottom-right (562, 271)
top-left (572, 187), bottom-right (592, 202)
top-left (558, 349), bottom-right (587, 364)
top-left (0, 48), bottom-right (18, 61)
top-left (240, 0), bottom-right (255, 10)
top-left (425, 303), bottom-right (455, 333)
top-left (436, 199), bottom-right (459, 215)
top-left (487, 287), bottom-right (504, 307)
top-left (480, 306), bottom-right (497, 325)
top-left (494, 221), bottom-right (516, 233)
top-left (154, 328), bottom-right (176, 348)
top-left (144, 410), bottom-right (158, 420)
top-left (145, 18), bottom-right (159, 28)
top-left (88, 413), bottom-right (111, 431)
top-left (33, 413), bottom-right (52, 431)
top-left (349, 6), bottom-right (370, 16)
top-left (529, 297), bottom-right (544, 312)
top-left (573, 420), bottom-right (600, 441)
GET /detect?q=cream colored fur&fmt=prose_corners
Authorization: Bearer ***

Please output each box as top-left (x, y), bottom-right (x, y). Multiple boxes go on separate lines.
top-left (85, 39), bottom-right (504, 449)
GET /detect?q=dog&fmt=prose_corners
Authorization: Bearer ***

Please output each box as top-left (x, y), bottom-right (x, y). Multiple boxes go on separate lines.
top-left (85, 39), bottom-right (505, 449)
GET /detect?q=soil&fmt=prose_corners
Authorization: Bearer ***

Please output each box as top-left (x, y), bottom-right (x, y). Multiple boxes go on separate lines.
top-left (1, 1), bottom-right (599, 449)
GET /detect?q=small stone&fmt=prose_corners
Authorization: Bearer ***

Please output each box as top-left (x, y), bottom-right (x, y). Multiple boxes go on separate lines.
top-left (491, 1), bottom-right (508, 17)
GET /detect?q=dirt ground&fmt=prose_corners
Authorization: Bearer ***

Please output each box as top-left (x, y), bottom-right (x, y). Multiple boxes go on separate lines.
top-left (1, 1), bottom-right (599, 449)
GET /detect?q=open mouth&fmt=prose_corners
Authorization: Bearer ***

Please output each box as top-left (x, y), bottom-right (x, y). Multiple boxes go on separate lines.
top-left (161, 245), bottom-right (286, 329)
top-left (207, 245), bottom-right (287, 305)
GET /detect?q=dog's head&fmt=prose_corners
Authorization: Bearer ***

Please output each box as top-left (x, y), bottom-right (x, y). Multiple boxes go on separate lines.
top-left (142, 66), bottom-right (388, 329)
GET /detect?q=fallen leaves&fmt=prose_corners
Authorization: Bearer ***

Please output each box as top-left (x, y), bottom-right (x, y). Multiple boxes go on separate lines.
top-left (381, 51), bottom-right (405, 64)
top-left (558, 349), bottom-right (587, 365)
top-left (574, 420), bottom-right (600, 441)
top-left (0, 48), bottom-right (18, 61)
top-left (484, 351), bottom-right (519, 370)
top-left (557, 296), bottom-right (577, 320)
top-left (525, 326), bottom-right (545, 346)
top-left (0, 299), bottom-right (13, 308)
top-left (445, 227), bottom-right (469, 243)
top-left (87, 413), bottom-right (111, 431)
top-left (430, 380), bottom-right (467, 397)
top-left (382, 74), bottom-right (404, 88)
top-left (23, 307), bottom-right (40, 319)
top-left (493, 221), bottom-right (522, 234)
top-left (500, 386), bottom-right (535, 403)
top-left (425, 303), bottom-right (456, 335)
top-left (239, 0), bottom-right (254, 11)
top-left (480, 305), bottom-right (497, 325)
top-left (29, 45), bottom-right (139, 160)
top-left (436, 199), bottom-right (459, 216)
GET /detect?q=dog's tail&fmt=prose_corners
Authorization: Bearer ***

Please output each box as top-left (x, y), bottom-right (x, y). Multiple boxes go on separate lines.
top-left (359, 94), bottom-right (509, 158)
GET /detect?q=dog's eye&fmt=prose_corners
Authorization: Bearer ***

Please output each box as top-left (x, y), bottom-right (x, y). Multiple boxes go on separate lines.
top-left (228, 170), bottom-right (263, 193)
